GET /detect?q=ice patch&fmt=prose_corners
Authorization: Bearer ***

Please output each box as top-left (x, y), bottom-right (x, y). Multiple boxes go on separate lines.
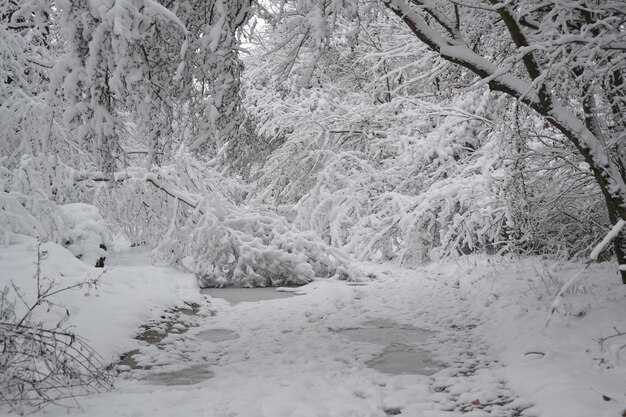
top-left (336, 319), bottom-right (441, 376)
top-left (141, 367), bottom-right (214, 386)
top-left (368, 345), bottom-right (441, 376)
top-left (201, 287), bottom-right (298, 304)
top-left (338, 319), bottom-right (435, 345)
top-left (195, 329), bottom-right (239, 343)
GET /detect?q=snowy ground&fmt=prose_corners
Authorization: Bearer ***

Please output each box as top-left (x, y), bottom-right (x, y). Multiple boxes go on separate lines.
top-left (2, 239), bottom-right (626, 417)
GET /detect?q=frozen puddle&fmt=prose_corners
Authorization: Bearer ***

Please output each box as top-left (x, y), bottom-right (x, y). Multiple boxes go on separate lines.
top-left (195, 328), bottom-right (239, 343)
top-left (368, 345), bottom-right (440, 376)
top-left (339, 320), bottom-right (434, 345)
top-left (201, 287), bottom-right (298, 304)
top-left (142, 366), bottom-right (214, 386)
top-left (337, 319), bottom-right (441, 376)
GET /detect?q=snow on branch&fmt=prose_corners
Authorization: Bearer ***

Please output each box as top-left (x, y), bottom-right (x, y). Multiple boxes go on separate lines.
top-left (590, 220), bottom-right (626, 261)
top-left (383, 0), bottom-right (538, 102)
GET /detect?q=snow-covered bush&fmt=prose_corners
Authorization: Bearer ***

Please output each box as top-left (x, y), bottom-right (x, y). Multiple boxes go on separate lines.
top-left (0, 193), bottom-right (49, 244)
top-left (497, 105), bottom-right (610, 260)
top-left (137, 166), bottom-right (360, 287)
top-left (60, 204), bottom-right (111, 267)
top-left (0, 156), bottom-right (70, 246)
top-left (0, 239), bottom-right (113, 414)
top-left (249, 66), bottom-right (513, 265)
top-left (245, 13), bottom-right (513, 264)
top-left (0, 155), bottom-right (114, 267)
top-left (94, 151), bottom-right (248, 248)
top-left (190, 199), bottom-right (357, 287)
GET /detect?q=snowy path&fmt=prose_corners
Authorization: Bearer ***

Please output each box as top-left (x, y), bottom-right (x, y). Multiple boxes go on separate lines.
top-left (4, 241), bottom-right (625, 417)
top-left (39, 263), bottom-right (529, 417)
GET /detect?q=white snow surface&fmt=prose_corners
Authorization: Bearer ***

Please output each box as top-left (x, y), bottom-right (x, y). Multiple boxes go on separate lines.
top-left (0, 235), bottom-right (202, 361)
top-left (1, 238), bottom-right (626, 417)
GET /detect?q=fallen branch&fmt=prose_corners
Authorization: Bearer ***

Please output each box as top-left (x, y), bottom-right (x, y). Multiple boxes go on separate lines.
top-left (599, 327), bottom-right (626, 345)
top-left (144, 174), bottom-right (202, 212)
top-left (74, 169), bottom-right (204, 214)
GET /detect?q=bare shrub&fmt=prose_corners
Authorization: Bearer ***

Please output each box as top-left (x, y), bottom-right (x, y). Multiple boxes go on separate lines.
top-left (0, 244), bottom-right (113, 415)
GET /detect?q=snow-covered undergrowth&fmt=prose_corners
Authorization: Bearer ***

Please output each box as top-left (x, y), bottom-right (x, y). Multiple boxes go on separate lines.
top-left (1, 152), bottom-right (360, 287)
top-left (59, 203), bottom-right (111, 266)
top-left (0, 193), bottom-right (111, 267)
top-left (0, 234), bottom-right (202, 413)
top-left (184, 199), bottom-right (359, 287)
top-left (158, 200), bottom-right (361, 288)
top-left (0, 235), bottom-right (202, 362)
top-left (0, 155), bottom-right (114, 266)
top-left (248, 82), bottom-right (506, 263)
top-left (98, 159), bottom-right (362, 287)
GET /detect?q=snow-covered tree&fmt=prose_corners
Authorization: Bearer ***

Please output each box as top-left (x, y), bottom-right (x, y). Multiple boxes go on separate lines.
top-left (3, 0), bottom-right (625, 284)
top-left (172, 0), bottom-right (252, 159)
top-left (249, 0), bottom-right (626, 282)
top-left (378, 0), bottom-right (626, 281)
top-left (51, 0), bottom-right (191, 172)
top-left (0, 1), bottom-right (61, 169)
top-left (245, 9), bottom-right (523, 264)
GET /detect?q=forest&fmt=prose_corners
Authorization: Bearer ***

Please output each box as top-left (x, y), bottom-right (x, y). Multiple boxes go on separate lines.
top-left (1, 1), bottom-right (626, 416)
